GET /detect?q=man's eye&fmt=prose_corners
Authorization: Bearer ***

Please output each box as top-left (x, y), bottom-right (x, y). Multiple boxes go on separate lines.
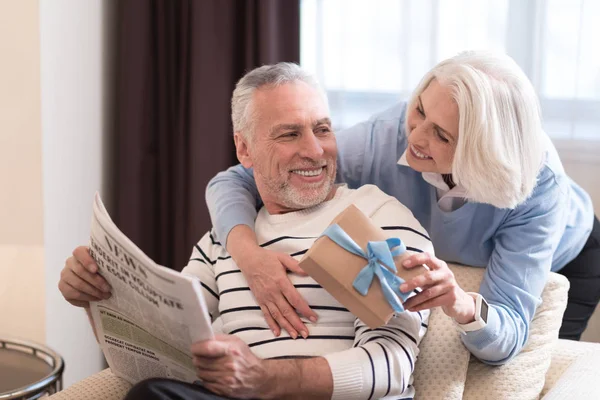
top-left (316, 126), bottom-right (331, 134)
top-left (282, 132), bottom-right (298, 138)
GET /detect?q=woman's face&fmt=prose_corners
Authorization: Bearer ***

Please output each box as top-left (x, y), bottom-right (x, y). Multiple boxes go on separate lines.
top-left (405, 79), bottom-right (459, 175)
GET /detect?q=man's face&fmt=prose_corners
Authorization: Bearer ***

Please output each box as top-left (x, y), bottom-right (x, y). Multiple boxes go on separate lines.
top-left (236, 82), bottom-right (337, 214)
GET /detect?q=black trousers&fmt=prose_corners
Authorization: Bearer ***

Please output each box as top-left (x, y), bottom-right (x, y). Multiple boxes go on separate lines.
top-left (558, 216), bottom-right (600, 341)
top-left (124, 378), bottom-right (238, 400)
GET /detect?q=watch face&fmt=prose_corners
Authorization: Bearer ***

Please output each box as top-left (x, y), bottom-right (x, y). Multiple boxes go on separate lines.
top-left (480, 298), bottom-right (489, 323)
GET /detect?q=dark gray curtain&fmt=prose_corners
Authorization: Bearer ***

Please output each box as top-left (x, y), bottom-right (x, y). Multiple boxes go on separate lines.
top-left (112, 0), bottom-right (300, 270)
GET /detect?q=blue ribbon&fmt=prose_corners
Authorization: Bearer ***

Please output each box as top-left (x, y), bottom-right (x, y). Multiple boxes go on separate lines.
top-left (320, 224), bottom-right (411, 313)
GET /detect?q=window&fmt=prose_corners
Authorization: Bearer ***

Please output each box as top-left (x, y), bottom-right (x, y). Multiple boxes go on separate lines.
top-left (301, 0), bottom-right (600, 141)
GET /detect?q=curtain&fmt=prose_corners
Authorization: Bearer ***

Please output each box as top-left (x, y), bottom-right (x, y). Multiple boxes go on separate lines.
top-left (112, 0), bottom-right (300, 271)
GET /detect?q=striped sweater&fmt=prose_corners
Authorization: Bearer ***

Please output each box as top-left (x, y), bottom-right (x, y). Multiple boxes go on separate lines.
top-left (183, 184), bottom-right (433, 400)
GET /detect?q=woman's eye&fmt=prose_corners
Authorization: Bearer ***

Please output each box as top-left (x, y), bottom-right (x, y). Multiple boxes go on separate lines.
top-left (416, 106), bottom-right (425, 116)
top-left (436, 130), bottom-right (449, 143)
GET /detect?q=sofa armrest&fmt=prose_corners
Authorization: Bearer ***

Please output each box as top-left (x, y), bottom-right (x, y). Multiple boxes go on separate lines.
top-left (542, 339), bottom-right (600, 398)
top-left (47, 369), bottom-right (132, 400)
top-left (543, 348), bottom-right (600, 399)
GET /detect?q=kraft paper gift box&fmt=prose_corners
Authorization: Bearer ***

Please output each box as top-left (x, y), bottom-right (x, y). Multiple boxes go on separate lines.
top-left (299, 204), bottom-right (427, 328)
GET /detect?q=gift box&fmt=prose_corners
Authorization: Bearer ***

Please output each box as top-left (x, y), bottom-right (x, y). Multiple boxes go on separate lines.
top-left (299, 204), bottom-right (427, 328)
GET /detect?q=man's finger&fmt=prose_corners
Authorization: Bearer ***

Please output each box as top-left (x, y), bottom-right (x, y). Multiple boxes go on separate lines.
top-left (62, 271), bottom-right (107, 300)
top-left (195, 369), bottom-right (223, 384)
top-left (193, 356), bottom-right (226, 371)
top-left (280, 254), bottom-right (307, 276)
top-left (71, 260), bottom-right (111, 293)
top-left (191, 340), bottom-right (229, 358)
top-left (281, 284), bottom-right (317, 323)
top-left (59, 280), bottom-right (102, 303)
top-left (266, 302), bottom-right (298, 339)
top-left (73, 246), bottom-right (98, 273)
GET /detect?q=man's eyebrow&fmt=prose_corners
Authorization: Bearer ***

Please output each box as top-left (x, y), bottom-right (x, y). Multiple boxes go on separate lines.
top-left (270, 123), bottom-right (303, 135)
top-left (313, 118), bottom-right (332, 127)
top-left (417, 95), bottom-right (454, 140)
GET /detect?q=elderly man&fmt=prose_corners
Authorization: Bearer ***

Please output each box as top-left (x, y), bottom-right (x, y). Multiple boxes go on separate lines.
top-left (59, 63), bottom-right (433, 400)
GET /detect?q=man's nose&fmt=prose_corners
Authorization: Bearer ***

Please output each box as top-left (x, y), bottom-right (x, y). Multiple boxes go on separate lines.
top-left (298, 131), bottom-right (324, 159)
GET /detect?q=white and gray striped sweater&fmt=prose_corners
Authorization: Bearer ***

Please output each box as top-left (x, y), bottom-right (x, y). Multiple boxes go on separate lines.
top-left (183, 184), bottom-right (433, 400)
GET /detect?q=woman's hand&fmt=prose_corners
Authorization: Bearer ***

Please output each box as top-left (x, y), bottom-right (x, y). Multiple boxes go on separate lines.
top-left (400, 252), bottom-right (476, 324)
top-left (226, 225), bottom-right (318, 339)
top-left (238, 247), bottom-right (318, 338)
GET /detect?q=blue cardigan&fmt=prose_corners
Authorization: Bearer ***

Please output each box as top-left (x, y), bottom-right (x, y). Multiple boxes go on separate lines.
top-left (206, 102), bottom-right (594, 364)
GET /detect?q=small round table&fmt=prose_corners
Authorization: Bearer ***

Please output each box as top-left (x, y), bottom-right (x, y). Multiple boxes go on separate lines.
top-left (0, 337), bottom-right (64, 399)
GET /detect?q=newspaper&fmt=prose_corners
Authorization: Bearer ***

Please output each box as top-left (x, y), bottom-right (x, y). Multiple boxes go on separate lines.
top-left (88, 193), bottom-right (213, 384)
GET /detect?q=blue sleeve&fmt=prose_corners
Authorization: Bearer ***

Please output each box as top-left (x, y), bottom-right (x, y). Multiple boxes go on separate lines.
top-left (460, 170), bottom-right (567, 364)
top-left (205, 165), bottom-right (261, 247)
top-left (336, 102), bottom-right (407, 189)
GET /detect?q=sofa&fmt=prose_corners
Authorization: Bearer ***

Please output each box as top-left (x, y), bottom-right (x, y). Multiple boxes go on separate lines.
top-left (48, 264), bottom-right (600, 399)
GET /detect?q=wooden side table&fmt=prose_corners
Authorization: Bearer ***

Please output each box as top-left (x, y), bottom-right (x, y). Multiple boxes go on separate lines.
top-left (0, 337), bottom-right (64, 399)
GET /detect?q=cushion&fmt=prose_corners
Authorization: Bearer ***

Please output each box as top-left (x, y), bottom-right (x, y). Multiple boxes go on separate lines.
top-left (411, 265), bottom-right (473, 400)
top-left (457, 266), bottom-right (569, 400)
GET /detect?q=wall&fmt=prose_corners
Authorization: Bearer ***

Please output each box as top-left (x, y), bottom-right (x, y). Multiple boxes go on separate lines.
top-left (0, 0), bottom-right (45, 344)
top-left (40, 0), bottom-right (116, 387)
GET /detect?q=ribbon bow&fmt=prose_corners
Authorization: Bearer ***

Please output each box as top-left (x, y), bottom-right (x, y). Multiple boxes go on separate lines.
top-left (320, 224), bottom-right (411, 313)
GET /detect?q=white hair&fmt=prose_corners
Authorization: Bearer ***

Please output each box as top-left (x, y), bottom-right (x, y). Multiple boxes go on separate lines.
top-left (407, 51), bottom-right (545, 209)
top-left (231, 63), bottom-right (328, 140)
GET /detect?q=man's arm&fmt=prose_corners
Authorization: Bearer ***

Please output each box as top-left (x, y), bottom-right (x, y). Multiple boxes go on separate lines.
top-left (181, 230), bottom-right (221, 319)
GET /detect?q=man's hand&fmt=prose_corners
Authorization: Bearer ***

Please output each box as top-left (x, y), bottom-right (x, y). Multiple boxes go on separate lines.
top-left (58, 246), bottom-right (111, 308)
top-left (227, 225), bottom-right (318, 339)
top-left (191, 335), bottom-right (273, 399)
top-left (192, 335), bottom-right (332, 400)
top-left (400, 252), bottom-right (476, 324)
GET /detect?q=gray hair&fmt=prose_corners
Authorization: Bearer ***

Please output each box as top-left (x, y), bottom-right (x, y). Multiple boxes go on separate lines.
top-left (407, 51), bottom-right (545, 209)
top-left (231, 62), bottom-right (328, 139)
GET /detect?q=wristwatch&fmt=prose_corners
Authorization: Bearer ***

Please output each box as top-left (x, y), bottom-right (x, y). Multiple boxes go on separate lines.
top-left (455, 292), bottom-right (489, 334)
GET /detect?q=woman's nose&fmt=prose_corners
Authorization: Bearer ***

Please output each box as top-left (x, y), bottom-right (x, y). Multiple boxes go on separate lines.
top-left (410, 122), bottom-right (429, 145)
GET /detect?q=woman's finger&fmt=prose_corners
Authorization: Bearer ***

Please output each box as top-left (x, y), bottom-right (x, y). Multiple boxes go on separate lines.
top-left (402, 283), bottom-right (452, 310)
top-left (274, 293), bottom-right (309, 338)
top-left (400, 268), bottom-right (452, 293)
top-left (407, 291), bottom-right (456, 312)
top-left (280, 253), bottom-right (308, 276)
top-left (259, 305), bottom-right (281, 337)
top-left (402, 252), bottom-right (445, 270)
top-left (266, 301), bottom-right (298, 339)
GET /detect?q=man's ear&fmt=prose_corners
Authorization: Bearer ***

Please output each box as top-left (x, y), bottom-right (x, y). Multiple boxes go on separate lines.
top-left (234, 132), bottom-right (253, 169)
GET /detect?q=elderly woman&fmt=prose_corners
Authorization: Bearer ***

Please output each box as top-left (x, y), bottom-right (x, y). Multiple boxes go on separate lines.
top-left (206, 51), bottom-right (599, 364)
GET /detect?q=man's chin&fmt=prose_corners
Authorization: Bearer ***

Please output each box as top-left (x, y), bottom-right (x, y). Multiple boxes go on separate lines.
top-left (282, 186), bottom-right (333, 209)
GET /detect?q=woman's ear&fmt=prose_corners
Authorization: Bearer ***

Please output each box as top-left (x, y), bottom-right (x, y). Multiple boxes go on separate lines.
top-left (234, 132), bottom-right (253, 169)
